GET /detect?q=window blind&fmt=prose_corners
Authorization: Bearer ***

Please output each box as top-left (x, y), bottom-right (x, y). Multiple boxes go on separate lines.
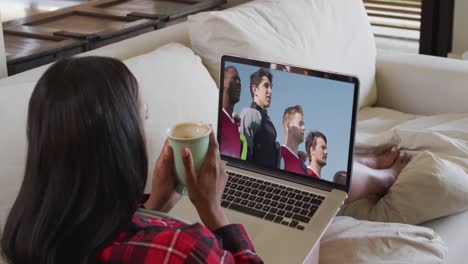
top-left (364, 0), bottom-right (422, 41)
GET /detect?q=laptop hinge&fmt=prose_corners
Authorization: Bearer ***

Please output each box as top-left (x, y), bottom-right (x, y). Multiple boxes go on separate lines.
top-left (226, 161), bottom-right (334, 192)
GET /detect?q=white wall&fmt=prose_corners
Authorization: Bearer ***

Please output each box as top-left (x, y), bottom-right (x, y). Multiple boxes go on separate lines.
top-left (452, 0), bottom-right (468, 55)
top-left (0, 11), bottom-right (7, 78)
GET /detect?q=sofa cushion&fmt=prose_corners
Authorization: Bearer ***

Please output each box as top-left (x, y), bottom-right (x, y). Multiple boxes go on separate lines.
top-left (0, 82), bottom-right (35, 228)
top-left (422, 210), bottom-right (468, 264)
top-left (0, 13), bottom-right (6, 78)
top-left (122, 43), bottom-right (219, 191)
top-left (188, 0), bottom-right (377, 109)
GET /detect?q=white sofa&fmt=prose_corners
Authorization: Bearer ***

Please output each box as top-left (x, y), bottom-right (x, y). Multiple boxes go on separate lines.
top-left (0, 13), bottom-right (7, 78)
top-left (1, 1), bottom-right (468, 263)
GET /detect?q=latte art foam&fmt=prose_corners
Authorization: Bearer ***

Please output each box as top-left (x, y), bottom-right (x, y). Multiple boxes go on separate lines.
top-left (169, 123), bottom-right (211, 140)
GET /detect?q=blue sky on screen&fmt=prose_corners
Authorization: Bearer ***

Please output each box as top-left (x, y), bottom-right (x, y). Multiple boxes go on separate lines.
top-left (226, 61), bottom-right (355, 182)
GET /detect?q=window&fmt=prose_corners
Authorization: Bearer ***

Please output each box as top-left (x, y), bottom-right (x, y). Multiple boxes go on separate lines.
top-left (364, 0), bottom-right (455, 57)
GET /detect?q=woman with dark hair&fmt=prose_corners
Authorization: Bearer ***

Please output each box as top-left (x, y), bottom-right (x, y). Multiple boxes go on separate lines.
top-left (1, 57), bottom-right (263, 264)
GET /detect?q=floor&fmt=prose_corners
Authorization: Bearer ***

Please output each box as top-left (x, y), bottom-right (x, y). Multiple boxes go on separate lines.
top-left (0, 0), bottom-right (89, 22)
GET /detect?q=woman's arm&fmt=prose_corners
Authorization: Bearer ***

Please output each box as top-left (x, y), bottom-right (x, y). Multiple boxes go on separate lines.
top-left (213, 224), bottom-right (263, 263)
top-left (184, 223), bottom-right (263, 264)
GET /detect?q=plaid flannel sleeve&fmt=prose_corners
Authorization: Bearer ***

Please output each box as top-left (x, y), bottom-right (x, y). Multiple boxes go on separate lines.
top-left (213, 224), bottom-right (263, 263)
top-left (184, 223), bottom-right (263, 264)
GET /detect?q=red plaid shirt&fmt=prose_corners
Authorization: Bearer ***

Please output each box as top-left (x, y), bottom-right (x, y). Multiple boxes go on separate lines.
top-left (97, 212), bottom-right (263, 263)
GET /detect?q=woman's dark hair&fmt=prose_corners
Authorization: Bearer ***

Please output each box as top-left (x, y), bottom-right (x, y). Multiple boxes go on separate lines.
top-left (1, 57), bottom-right (148, 264)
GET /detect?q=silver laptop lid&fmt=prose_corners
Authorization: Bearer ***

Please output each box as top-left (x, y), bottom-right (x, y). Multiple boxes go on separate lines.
top-left (217, 55), bottom-right (359, 193)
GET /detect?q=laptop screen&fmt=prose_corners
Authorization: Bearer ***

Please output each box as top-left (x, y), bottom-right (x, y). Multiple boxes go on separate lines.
top-left (218, 55), bottom-right (359, 191)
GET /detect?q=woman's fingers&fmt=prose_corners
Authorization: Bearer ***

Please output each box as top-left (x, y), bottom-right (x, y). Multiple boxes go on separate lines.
top-left (182, 147), bottom-right (197, 187)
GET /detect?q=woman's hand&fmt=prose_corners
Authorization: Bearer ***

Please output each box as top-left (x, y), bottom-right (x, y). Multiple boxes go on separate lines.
top-left (182, 130), bottom-right (229, 230)
top-left (144, 140), bottom-right (181, 212)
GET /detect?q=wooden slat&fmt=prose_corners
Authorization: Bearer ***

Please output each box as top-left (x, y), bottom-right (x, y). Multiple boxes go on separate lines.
top-left (4, 31), bottom-right (85, 62)
top-left (78, 7), bottom-right (141, 21)
top-left (369, 22), bottom-right (420, 31)
top-left (367, 13), bottom-right (420, 21)
top-left (3, 0), bottom-right (225, 75)
top-left (364, 0), bottom-right (422, 5)
top-left (97, 0), bottom-right (188, 15)
top-left (5, 26), bottom-right (62, 40)
top-left (3, 0), bottom-right (104, 28)
top-left (364, 0), bottom-right (421, 9)
top-left (364, 5), bottom-right (420, 15)
top-left (167, 0), bottom-right (226, 20)
top-left (364, 0), bottom-right (422, 35)
top-left (96, 0), bottom-right (225, 22)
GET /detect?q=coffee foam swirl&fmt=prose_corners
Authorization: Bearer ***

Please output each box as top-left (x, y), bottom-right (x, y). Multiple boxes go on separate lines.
top-left (169, 123), bottom-right (211, 140)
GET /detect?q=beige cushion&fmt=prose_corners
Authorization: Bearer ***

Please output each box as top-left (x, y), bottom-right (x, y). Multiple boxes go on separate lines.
top-left (0, 82), bottom-right (35, 228)
top-left (422, 210), bottom-right (468, 264)
top-left (0, 13), bottom-right (6, 79)
top-left (188, 0), bottom-right (377, 109)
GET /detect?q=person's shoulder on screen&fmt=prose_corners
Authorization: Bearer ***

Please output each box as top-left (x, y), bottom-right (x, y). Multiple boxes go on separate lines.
top-left (240, 107), bottom-right (262, 127)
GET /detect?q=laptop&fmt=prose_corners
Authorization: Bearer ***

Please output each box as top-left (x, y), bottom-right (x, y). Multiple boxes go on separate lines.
top-left (170, 55), bottom-right (359, 263)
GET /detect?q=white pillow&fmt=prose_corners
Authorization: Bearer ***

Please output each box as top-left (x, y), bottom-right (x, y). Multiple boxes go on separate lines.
top-left (321, 216), bottom-right (447, 264)
top-left (0, 82), bottom-right (35, 228)
top-left (342, 151), bottom-right (468, 225)
top-left (345, 107), bottom-right (468, 225)
top-left (188, 0), bottom-right (377, 109)
top-left (123, 43), bottom-right (219, 191)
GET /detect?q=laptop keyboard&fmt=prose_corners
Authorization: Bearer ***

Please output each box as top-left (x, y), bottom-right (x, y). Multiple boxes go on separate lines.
top-left (221, 171), bottom-right (325, 231)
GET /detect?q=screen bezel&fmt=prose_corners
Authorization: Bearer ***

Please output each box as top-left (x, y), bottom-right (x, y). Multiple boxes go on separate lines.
top-left (218, 55), bottom-right (359, 193)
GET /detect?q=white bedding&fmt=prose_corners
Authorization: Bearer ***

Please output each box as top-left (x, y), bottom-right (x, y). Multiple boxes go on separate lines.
top-left (344, 107), bottom-right (468, 225)
top-left (320, 216), bottom-right (447, 264)
top-left (332, 107), bottom-right (468, 264)
top-left (356, 107), bottom-right (468, 154)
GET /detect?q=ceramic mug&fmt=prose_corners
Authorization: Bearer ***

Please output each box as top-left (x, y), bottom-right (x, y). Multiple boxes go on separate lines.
top-left (167, 122), bottom-right (211, 194)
